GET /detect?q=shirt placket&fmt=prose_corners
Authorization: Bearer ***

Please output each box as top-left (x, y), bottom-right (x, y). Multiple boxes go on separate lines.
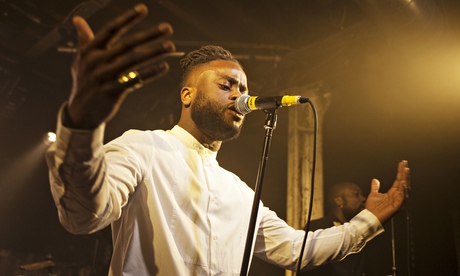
top-left (201, 152), bottom-right (220, 275)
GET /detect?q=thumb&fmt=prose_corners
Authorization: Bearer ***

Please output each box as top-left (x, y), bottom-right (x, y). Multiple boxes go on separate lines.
top-left (73, 16), bottom-right (95, 47)
top-left (370, 178), bottom-right (380, 194)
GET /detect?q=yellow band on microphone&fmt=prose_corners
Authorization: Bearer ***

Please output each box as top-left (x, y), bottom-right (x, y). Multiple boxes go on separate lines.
top-left (281, 95), bottom-right (299, 106)
top-left (247, 96), bottom-right (259, 110)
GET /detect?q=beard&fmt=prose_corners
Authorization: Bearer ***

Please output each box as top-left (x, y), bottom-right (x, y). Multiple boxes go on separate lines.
top-left (191, 92), bottom-right (243, 142)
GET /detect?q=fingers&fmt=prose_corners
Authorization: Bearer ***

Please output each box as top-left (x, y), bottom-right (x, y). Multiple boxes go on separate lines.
top-left (92, 28), bottom-right (174, 83)
top-left (105, 22), bottom-right (173, 63)
top-left (81, 4), bottom-right (149, 57)
top-left (401, 160), bottom-right (411, 198)
top-left (391, 160), bottom-right (410, 199)
top-left (368, 161), bottom-right (409, 199)
top-left (397, 160), bottom-right (410, 182)
top-left (137, 59), bottom-right (171, 84)
top-left (396, 160), bottom-right (407, 178)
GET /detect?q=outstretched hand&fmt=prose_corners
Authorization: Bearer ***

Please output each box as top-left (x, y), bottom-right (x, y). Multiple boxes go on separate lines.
top-left (67, 4), bottom-right (175, 129)
top-left (365, 160), bottom-right (411, 224)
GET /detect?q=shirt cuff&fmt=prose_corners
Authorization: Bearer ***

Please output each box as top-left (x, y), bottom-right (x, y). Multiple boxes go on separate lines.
top-left (54, 103), bottom-right (106, 163)
top-left (350, 209), bottom-right (385, 243)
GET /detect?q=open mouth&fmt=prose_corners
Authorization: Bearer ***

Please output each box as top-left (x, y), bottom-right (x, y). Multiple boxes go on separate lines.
top-left (228, 104), bottom-right (245, 118)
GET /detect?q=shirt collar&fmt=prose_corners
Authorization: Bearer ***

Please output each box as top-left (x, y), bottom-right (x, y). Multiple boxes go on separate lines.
top-left (170, 125), bottom-right (218, 160)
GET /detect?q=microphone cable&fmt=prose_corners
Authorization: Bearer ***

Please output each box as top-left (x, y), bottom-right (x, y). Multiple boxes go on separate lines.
top-left (295, 99), bottom-right (318, 275)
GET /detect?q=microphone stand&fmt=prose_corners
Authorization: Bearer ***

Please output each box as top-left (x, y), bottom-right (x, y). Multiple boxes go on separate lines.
top-left (390, 217), bottom-right (397, 276)
top-left (240, 108), bottom-right (278, 276)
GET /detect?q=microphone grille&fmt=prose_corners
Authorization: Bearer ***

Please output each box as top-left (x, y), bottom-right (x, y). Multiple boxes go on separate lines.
top-left (235, 94), bottom-right (252, 115)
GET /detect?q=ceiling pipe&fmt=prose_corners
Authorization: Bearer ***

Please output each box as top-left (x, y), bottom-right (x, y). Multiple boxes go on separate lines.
top-left (26, 0), bottom-right (114, 58)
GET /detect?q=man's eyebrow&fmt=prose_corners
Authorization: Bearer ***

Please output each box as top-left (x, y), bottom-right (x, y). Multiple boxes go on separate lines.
top-left (219, 74), bottom-right (247, 92)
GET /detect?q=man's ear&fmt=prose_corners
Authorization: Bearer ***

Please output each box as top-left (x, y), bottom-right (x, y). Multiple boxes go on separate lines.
top-left (334, 197), bottom-right (344, 209)
top-left (181, 87), bottom-right (193, 107)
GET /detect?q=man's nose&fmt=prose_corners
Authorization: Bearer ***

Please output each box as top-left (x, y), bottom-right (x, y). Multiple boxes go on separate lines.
top-left (230, 88), bottom-right (244, 100)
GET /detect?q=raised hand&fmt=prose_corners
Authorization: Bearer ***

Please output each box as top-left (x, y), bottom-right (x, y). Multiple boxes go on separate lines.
top-left (67, 4), bottom-right (175, 129)
top-left (365, 160), bottom-right (411, 224)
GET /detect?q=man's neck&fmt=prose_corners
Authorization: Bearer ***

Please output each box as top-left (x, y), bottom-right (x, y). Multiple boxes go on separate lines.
top-left (333, 209), bottom-right (347, 224)
top-left (177, 122), bottom-right (222, 152)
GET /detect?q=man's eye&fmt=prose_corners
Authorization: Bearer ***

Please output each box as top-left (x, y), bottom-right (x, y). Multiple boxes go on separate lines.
top-left (219, 84), bottom-right (231, 91)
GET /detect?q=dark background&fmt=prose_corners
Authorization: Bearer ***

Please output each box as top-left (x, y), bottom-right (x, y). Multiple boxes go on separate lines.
top-left (1, 0), bottom-right (460, 275)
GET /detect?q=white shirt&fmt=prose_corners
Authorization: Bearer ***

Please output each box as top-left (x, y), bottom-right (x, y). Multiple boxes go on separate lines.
top-left (46, 108), bottom-right (384, 275)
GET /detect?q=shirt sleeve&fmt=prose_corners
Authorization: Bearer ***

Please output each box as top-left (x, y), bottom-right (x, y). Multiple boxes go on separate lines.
top-left (46, 104), bottom-right (126, 234)
top-left (253, 208), bottom-right (384, 271)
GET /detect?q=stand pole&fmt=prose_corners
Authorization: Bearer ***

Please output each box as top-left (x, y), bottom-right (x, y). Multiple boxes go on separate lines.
top-left (240, 109), bottom-right (278, 276)
top-left (391, 217), bottom-right (397, 276)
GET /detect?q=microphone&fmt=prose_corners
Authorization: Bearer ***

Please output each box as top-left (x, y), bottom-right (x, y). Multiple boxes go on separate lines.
top-left (234, 94), bottom-right (309, 115)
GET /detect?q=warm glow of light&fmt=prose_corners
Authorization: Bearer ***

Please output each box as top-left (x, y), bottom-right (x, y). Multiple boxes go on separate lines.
top-left (406, 0), bottom-right (421, 15)
top-left (0, 139), bottom-right (50, 222)
top-left (47, 132), bottom-right (56, 143)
